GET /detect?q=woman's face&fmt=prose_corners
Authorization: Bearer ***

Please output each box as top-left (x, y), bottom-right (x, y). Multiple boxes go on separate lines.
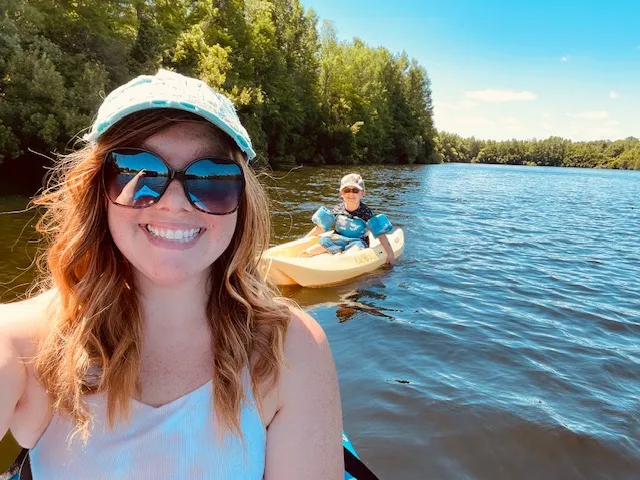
top-left (107, 122), bottom-right (239, 287)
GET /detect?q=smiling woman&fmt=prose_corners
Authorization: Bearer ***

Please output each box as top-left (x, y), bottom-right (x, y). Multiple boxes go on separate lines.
top-left (104, 121), bottom-right (242, 285)
top-left (0, 69), bottom-right (343, 479)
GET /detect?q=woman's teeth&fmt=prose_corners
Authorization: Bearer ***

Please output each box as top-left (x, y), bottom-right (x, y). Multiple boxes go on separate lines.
top-left (145, 225), bottom-right (202, 243)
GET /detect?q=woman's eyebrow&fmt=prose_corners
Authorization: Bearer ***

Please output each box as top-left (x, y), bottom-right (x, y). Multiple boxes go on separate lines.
top-left (191, 144), bottom-right (232, 159)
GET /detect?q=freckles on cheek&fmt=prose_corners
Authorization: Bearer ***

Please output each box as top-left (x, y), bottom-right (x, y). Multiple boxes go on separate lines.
top-left (107, 211), bottom-right (122, 246)
top-left (106, 207), bottom-right (141, 256)
top-left (209, 214), bottom-right (238, 236)
top-left (202, 216), bottom-right (238, 257)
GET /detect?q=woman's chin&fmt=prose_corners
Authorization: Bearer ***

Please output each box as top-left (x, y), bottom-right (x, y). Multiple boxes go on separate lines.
top-left (134, 264), bottom-right (209, 288)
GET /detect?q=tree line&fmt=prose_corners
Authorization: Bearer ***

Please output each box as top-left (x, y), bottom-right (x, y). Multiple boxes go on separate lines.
top-left (435, 133), bottom-right (640, 170)
top-left (0, 0), bottom-right (437, 193)
top-left (0, 1), bottom-right (636, 195)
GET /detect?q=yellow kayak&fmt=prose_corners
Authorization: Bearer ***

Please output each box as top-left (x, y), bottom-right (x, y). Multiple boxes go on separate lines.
top-left (261, 229), bottom-right (405, 287)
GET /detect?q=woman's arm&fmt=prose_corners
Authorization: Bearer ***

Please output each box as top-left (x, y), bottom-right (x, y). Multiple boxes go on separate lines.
top-left (115, 169), bottom-right (148, 204)
top-left (0, 305), bottom-right (29, 439)
top-left (0, 291), bottom-right (54, 445)
top-left (264, 309), bottom-right (343, 480)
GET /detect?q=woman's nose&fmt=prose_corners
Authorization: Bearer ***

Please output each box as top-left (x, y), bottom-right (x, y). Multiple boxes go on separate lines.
top-left (153, 179), bottom-right (194, 212)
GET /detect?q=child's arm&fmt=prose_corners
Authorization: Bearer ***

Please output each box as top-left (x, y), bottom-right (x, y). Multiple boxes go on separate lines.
top-left (379, 234), bottom-right (395, 265)
top-left (306, 207), bottom-right (335, 237)
top-left (365, 213), bottom-right (395, 264)
top-left (305, 225), bottom-right (324, 237)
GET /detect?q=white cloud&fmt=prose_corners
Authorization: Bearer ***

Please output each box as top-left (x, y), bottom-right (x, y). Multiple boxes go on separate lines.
top-left (457, 101), bottom-right (479, 109)
top-left (561, 56), bottom-right (569, 62)
top-left (609, 90), bottom-right (620, 99)
top-left (566, 111), bottom-right (610, 120)
top-left (435, 100), bottom-right (479, 110)
top-left (464, 89), bottom-right (538, 102)
top-left (456, 115), bottom-right (494, 127)
top-left (501, 117), bottom-right (519, 125)
top-left (584, 127), bottom-right (621, 139)
top-left (540, 112), bottom-right (552, 119)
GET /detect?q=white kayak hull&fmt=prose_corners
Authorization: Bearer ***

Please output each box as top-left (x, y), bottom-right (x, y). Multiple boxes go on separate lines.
top-left (261, 228), bottom-right (404, 288)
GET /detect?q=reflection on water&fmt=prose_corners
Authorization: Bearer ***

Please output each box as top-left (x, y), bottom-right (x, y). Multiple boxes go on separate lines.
top-left (282, 275), bottom-right (399, 323)
top-left (334, 289), bottom-right (397, 323)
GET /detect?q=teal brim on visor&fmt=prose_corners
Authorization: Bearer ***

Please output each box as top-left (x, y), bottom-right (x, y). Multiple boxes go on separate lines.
top-left (83, 69), bottom-right (257, 162)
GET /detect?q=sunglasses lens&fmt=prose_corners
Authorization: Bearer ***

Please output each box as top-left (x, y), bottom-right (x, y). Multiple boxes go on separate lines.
top-left (104, 150), bottom-right (169, 207)
top-left (184, 160), bottom-right (243, 214)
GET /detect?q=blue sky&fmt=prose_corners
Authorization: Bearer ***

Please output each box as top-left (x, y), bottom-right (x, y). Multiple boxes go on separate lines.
top-left (301, 0), bottom-right (640, 141)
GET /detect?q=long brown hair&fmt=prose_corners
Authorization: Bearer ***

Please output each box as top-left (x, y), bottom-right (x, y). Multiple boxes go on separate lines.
top-left (33, 110), bottom-right (290, 440)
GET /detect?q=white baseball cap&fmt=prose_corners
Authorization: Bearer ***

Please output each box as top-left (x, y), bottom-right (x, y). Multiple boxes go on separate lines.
top-left (84, 69), bottom-right (256, 161)
top-left (340, 173), bottom-right (365, 191)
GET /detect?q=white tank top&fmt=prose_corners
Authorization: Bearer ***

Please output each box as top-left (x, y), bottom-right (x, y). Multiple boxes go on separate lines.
top-left (29, 381), bottom-right (266, 479)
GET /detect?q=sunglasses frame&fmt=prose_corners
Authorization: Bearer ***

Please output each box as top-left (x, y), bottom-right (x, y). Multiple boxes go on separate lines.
top-left (102, 147), bottom-right (245, 215)
top-left (341, 187), bottom-right (362, 194)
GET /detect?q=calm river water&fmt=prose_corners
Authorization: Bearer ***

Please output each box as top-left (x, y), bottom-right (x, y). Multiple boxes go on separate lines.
top-left (1, 163), bottom-right (638, 479)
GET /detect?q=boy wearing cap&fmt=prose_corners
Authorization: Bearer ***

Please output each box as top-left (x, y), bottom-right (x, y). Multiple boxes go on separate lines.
top-left (302, 173), bottom-right (395, 264)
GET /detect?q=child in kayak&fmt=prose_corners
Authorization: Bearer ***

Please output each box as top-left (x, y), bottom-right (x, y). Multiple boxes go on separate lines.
top-left (302, 173), bottom-right (395, 265)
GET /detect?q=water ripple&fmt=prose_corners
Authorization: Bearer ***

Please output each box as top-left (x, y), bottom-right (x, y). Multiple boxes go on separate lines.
top-left (1, 165), bottom-right (638, 478)
top-left (273, 164), bottom-right (640, 478)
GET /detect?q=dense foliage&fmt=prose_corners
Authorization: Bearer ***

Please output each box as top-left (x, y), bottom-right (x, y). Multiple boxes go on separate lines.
top-left (0, 0), bottom-right (437, 185)
top-left (435, 133), bottom-right (640, 170)
top-left (0, 0), bottom-right (635, 194)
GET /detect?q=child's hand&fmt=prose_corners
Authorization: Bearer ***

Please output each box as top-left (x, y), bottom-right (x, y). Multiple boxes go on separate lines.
top-left (386, 252), bottom-right (395, 265)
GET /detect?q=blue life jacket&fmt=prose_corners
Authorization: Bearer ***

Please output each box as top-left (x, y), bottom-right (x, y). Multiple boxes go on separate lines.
top-left (312, 206), bottom-right (393, 239)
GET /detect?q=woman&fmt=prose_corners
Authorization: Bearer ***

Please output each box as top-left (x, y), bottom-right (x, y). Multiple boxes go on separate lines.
top-left (0, 70), bottom-right (343, 479)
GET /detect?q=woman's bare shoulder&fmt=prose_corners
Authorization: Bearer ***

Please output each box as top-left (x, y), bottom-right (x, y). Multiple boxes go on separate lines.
top-left (263, 306), bottom-right (343, 479)
top-left (0, 289), bottom-right (56, 353)
top-left (284, 306), bottom-right (330, 357)
top-left (279, 306), bottom-right (337, 392)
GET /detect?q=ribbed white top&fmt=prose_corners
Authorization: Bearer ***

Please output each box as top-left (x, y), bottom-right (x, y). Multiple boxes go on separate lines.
top-left (30, 381), bottom-right (266, 479)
